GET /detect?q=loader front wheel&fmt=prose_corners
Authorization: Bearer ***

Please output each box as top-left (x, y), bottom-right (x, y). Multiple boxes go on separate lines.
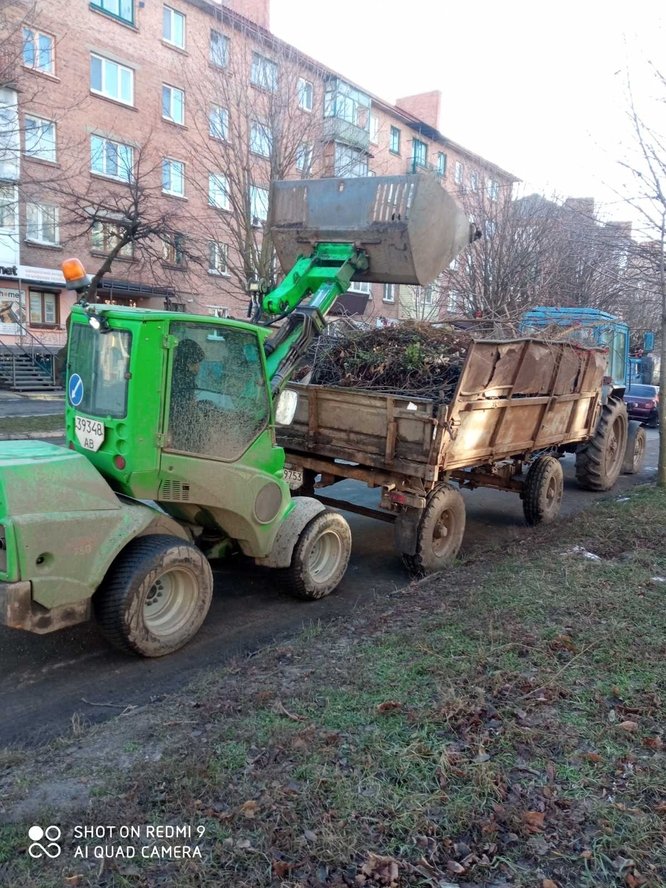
top-left (402, 484), bottom-right (466, 576)
top-left (522, 455), bottom-right (563, 526)
top-left (284, 511), bottom-right (351, 600)
top-left (575, 397), bottom-right (628, 491)
top-left (94, 535), bottom-right (213, 657)
top-left (622, 421), bottom-right (647, 475)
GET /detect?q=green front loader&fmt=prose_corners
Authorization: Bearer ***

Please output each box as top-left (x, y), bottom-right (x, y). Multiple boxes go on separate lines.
top-left (0, 174), bottom-right (474, 656)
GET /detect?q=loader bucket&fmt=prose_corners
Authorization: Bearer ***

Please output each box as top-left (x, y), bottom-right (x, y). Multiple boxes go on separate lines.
top-left (268, 173), bottom-right (475, 286)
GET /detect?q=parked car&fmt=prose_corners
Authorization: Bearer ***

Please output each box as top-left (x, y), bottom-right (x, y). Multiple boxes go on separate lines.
top-left (625, 384), bottom-right (660, 427)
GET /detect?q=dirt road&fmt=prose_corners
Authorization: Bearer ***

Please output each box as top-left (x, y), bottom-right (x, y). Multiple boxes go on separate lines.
top-left (0, 431), bottom-right (659, 746)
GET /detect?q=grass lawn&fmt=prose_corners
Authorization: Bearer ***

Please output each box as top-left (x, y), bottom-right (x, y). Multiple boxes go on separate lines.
top-left (0, 486), bottom-right (664, 887)
top-left (0, 414), bottom-right (64, 436)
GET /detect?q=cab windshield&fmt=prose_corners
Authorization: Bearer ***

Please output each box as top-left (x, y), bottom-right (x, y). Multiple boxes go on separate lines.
top-left (166, 322), bottom-right (270, 461)
top-left (68, 323), bottom-right (131, 418)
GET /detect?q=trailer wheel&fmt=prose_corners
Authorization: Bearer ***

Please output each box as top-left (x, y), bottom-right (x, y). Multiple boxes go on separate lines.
top-left (284, 510), bottom-right (351, 600)
top-left (402, 484), bottom-right (466, 576)
top-left (522, 456), bottom-right (563, 526)
top-left (94, 535), bottom-right (213, 657)
top-left (622, 421), bottom-right (647, 475)
top-left (575, 397), bottom-right (628, 491)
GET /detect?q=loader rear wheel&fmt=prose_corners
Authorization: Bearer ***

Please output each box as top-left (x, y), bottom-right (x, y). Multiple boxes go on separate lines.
top-left (575, 397), bottom-right (628, 491)
top-left (402, 484), bottom-right (466, 577)
top-left (622, 421), bottom-right (647, 475)
top-left (522, 456), bottom-right (563, 526)
top-left (94, 535), bottom-right (213, 657)
top-left (284, 511), bottom-right (351, 600)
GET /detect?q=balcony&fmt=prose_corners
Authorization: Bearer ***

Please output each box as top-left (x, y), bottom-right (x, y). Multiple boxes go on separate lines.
top-left (323, 116), bottom-right (369, 152)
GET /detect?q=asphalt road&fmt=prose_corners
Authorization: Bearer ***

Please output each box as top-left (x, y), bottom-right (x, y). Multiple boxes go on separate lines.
top-left (0, 430), bottom-right (659, 746)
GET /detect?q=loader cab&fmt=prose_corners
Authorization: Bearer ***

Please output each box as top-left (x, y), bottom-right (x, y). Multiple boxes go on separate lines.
top-left (65, 305), bottom-right (284, 503)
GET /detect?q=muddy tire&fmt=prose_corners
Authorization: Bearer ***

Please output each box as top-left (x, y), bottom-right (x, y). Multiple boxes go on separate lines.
top-left (284, 511), bottom-right (351, 600)
top-left (575, 397), bottom-right (628, 491)
top-left (402, 484), bottom-right (466, 577)
top-left (94, 535), bottom-right (213, 657)
top-left (622, 421), bottom-right (647, 475)
top-left (522, 456), bottom-right (563, 526)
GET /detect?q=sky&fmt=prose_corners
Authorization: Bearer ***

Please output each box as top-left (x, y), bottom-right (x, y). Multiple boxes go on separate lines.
top-left (270, 0), bottom-right (666, 233)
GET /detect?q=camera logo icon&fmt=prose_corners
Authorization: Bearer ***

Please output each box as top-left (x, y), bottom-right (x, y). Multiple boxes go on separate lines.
top-left (28, 825), bottom-right (62, 859)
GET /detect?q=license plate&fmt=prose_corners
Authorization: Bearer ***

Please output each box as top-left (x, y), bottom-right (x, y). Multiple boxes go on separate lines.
top-left (283, 467), bottom-right (303, 486)
top-left (74, 416), bottom-right (105, 452)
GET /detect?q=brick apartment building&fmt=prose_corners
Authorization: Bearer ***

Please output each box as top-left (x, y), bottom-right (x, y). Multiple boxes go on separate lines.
top-left (0, 0), bottom-right (517, 384)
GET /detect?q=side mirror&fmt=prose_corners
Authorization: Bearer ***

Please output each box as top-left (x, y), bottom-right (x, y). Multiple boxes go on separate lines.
top-left (275, 389), bottom-right (298, 425)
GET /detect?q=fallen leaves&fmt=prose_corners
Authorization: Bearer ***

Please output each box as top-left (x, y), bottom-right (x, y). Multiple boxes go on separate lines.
top-left (358, 852), bottom-right (400, 887)
top-left (376, 700), bottom-right (402, 714)
top-left (522, 810), bottom-right (546, 833)
top-left (239, 799), bottom-right (259, 818)
top-left (618, 720), bottom-right (639, 732)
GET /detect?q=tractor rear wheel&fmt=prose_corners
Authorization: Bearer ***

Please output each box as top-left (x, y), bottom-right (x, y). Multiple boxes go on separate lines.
top-left (284, 511), bottom-right (351, 600)
top-left (522, 456), bottom-right (563, 526)
top-left (94, 535), bottom-right (213, 657)
top-left (622, 421), bottom-right (647, 475)
top-left (401, 484), bottom-right (466, 576)
top-left (575, 397), bottom-right (628, 491)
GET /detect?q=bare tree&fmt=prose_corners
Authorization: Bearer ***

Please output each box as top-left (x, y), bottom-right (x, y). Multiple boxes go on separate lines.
top-left (183, 23), bottom-right (325, 297)
top-left (617, 65), bottom-right (666, 485)
top-left (45, 136), bottom-right (204, 304)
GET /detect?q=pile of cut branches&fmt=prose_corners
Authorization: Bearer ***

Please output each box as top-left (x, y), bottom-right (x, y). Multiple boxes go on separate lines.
top-left (310, 322), bottom-right (471, 403)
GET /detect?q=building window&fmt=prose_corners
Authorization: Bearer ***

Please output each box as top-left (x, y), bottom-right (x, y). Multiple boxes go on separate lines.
top-left (90, 54), bottom-right (133, 105)
top-left (422, 285), bottom-right (434, 306)
top-left (297, 77), bottom-right (313, 111)
top-left (412, 139), bottom-right (427, 168)
top-left (163, 5), bottom-right (185, 48)
top-left (91, 220), bottom-right (133, 257)
top-left (251, 53), bottom-right (277, 92)
top-left (484, 219), bottom-right (496, 239)
top-left (447, 290), bottom-right (460, 313)
top-left (250, 121), bottom-right (272, 158)
top-left (383, 284), bottom-right (396, 303)
top-left (90, 135), bottom-right (133, 182)
top-left (91, 0), bottom-right (134, 24)
top-left (470, 170), bottom-right (479, 192)
top-left (29, 290), bottom-right (58, 326)
top-left (369, 113), bottom-right (379, 145)
top-left (162, 158), bottom-right (185, 196)
top-left (0, 91), bottom-right (19, 182)
top-left (24, 116), bottom-right (56, 162)
top-left (296, 142), bottom-right (312, 175)
top-left (163, 232), bottom-right (185, 265)
top-left (348, 280), bottom-right (371, 294)
top-left (210, 30), bottom-right (229, 67)
top-left (0, 186), bottom-right (17, 229)
top-left (324, 79), bottom-right (370, 130)
top-left (22, 28), bottom-right (54, 75)
top-left (26, 202), bottom-right (58, 245)
top-left (162, 84), bottom-right (185, 124)
top-left (250, 185), bottom-right (268, 226)
top-left (209, 105), bottom-right (228, 141)
top-left (208, 241), bottom-right (228, 275)
top-left (208, 173), bottom-right (230, 210)
top-left (334, 143), bottom-right (368, 178)
top-left (437, 152), bottom-right (447, 177)
top-left (390, 126), bottom-right (401, 154)
top-left (487, 178), bottom-right (500, 201)
top-left (454, 160), bottom-right (463, 185)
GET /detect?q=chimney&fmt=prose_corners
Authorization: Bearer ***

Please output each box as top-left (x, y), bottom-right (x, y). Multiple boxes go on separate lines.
top-left (396, 91), bottom-right (441, 130)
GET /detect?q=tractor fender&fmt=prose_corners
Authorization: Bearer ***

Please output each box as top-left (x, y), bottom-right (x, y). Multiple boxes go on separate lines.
top-left (254, 497), bottom-right (324, 569)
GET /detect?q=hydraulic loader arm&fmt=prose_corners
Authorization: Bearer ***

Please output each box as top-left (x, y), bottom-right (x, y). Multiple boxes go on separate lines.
top-left (260, 243), bottom-right (368, 394)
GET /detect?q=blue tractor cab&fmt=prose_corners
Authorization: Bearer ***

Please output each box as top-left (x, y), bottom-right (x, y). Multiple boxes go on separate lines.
top-left (519, 307), bottom-right (630, 395)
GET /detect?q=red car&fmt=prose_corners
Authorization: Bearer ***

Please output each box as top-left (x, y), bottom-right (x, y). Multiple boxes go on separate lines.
top-left (625, 384), bottom-right (660, 427)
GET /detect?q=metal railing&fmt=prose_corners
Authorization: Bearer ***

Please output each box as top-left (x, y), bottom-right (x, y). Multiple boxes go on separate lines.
top-left (0, 310), bottom-right (60, 388)
top-left (406, 158), bottom-right (446, 178)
